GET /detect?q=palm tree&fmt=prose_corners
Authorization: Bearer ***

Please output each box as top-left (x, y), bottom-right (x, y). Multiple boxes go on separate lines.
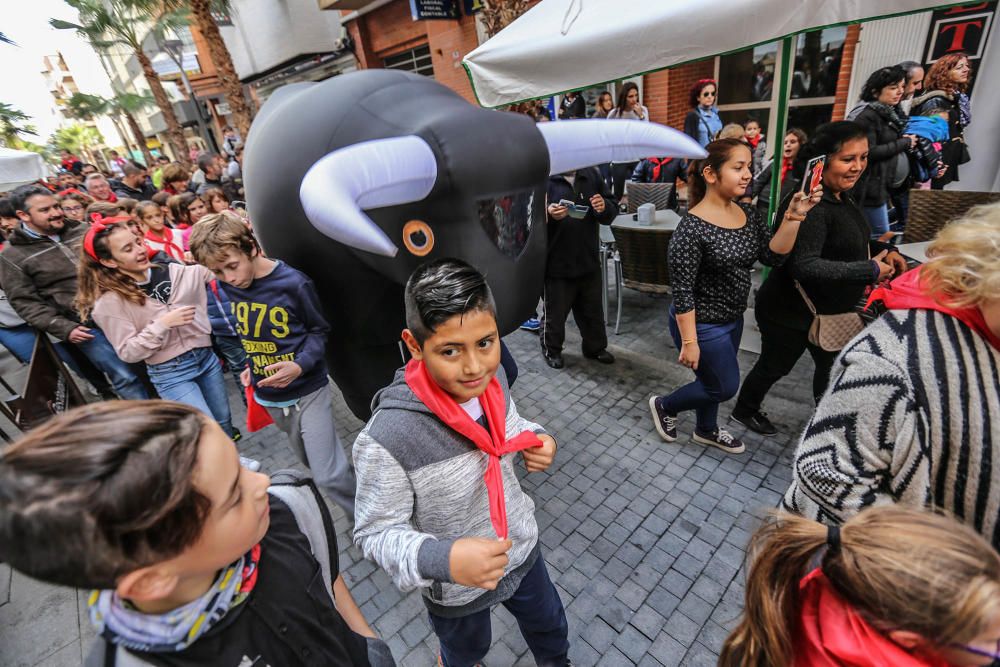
top-left (52, 0), bottom-right (192, 167)
top-left (67, 91), bottom-right (157, 166)
top-left (51, 124), bottom-right (105, 165)
top-left (180, 1), bottom-right (254, 139)
top-left (0, 103), bottom-right (38, 148)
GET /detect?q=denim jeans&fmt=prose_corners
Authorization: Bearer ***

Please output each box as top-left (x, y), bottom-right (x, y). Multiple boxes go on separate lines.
top-left (212, 333), bottom-right (248, 406)
top-left (0, 323), bottom-right (38, 364)
top-left (660, 306), bottom-right (743, 433)
top-left (429, 555), bottom-right (569, 667)
top-left (74, 328), bottom-right (149, 400)
top-left (862, 204), bottom-right (890, 239)
top-left (147, 346), bottom-right (233, 436)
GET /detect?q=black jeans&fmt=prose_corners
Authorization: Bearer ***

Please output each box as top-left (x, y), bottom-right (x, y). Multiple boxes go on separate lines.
top-left (541, 268), bottom-right (607, 357)
top-left (735, 316), bottom-right (839, 414)
top-left (611, 161), bottom-right (639, 200)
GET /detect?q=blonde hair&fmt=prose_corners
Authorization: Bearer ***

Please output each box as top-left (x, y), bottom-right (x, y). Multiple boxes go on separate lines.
top-left (718, 123), bottom-right (746, 140)
top-left (188, 211), bottom-right (259, 266)
top-left (719, 507), bottom-right (1000, 667)
top-left (920, 202), bottom-right (1000, 309)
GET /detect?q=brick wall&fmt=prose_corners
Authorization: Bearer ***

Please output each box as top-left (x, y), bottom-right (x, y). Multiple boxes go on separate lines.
top-left (831, 23), bottom-right (862, 121)
top-left (426, 14), bottom-right (480, 103)
top-left (643, 69), bottom-right (670, 125)
top-left (663, 60), bottom-right (715, 131)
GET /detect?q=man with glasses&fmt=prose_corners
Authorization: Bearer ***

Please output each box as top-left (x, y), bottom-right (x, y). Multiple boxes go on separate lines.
top-left (0, 185), bottom-right (149, 400)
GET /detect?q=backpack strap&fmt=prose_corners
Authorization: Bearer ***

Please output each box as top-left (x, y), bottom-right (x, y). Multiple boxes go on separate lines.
top-left (267, 469), bottom-right (339, 605)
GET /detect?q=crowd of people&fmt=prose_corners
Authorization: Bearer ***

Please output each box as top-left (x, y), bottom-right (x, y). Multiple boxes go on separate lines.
top-left (0, 51), bottom-right (995, 667)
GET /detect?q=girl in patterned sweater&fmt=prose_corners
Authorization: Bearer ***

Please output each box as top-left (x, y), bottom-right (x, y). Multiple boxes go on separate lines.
top-left (648, 139), bottom-right (820, 454)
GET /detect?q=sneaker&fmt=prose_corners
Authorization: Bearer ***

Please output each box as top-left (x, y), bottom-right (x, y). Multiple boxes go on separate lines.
top-left (648, 396), bottom-right (677, 442)
top-left (231, 427), bottom-right (243, 442)
top-left (584, 349), bottom-right (615, 364)
top-left (520, 317), bottom-right (541, 332)
top-left (439, 656), bottom-right (484, 667)
top-left (544, 351), bottom-right (564, 369)
top-left (693, 428), bottom-right (745, 454)
top-left (730, 409), bottom-right (778, 436)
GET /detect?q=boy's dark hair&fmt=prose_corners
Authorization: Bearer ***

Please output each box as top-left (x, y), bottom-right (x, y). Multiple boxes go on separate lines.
top-left (10, 184), bottom-right (53, 214)
top-left (0, 196), bottom-right (15, 219)
top-left (860, 65), bottom-right (906, 102)
top-left (404, 258), bottom-right (497, 345)
top-left (0, 401), bottom-right (210, 589)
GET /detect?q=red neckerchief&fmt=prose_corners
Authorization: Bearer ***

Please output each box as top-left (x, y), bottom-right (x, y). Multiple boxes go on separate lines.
top-left (868, 267), bottom-right (1000, 350)
top-left (404, 359), bottom-right (541, 539)
top-left (646, 157), bottom-right (673, 182)
top-left (144, 227), bottom-right (185, 262)
top-left (746, 134), bottom-right (762, 149)
top-left (795, 569), bottom-right (949, 667)
top-left (780, 157), bottom-right (794, 183)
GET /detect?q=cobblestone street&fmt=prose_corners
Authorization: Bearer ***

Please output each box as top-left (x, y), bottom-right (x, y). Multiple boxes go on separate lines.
top-left (0, 284), bottom-right (819, 667)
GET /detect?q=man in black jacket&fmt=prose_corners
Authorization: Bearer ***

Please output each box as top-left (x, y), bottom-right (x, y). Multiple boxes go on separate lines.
top-left (541, 167), bottom-right (618, 368)
top-left (111, 162), bottom-right (158, 201)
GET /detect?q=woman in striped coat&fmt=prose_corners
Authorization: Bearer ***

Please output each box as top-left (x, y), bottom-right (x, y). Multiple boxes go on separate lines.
top-left (783, 202), bottom-right (1000, 547)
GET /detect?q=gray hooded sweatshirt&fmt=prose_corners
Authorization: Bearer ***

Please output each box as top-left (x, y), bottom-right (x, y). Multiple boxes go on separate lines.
top-left (352, 365), bottom-right (547, 617)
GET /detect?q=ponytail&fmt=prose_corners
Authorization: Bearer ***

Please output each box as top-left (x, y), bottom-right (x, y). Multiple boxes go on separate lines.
top-left (685, 138), bottom-right (749, 208)
top-left (720, 507), bottom-right (1000, 667)
top-left (718, 514), bottom-right (827, 667)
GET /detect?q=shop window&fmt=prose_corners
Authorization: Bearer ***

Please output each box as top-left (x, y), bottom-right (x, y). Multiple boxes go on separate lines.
top-left (787, 105), bottom-right (835, 138)
top-left (791, 27), bottom-right (846, 99)
top-left (383, 45), bottom-right (434, 78)
top-left (719, 42), bottom-right (777, 104)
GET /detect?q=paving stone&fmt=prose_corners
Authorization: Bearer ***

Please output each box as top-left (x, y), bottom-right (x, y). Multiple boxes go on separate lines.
top-left (614, 624), bottom-right (654, 664)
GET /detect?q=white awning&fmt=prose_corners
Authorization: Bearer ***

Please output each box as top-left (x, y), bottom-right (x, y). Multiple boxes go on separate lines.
top-left (463, 0), bottom-right (960, 108)
top-left (0, 147), bottom-right (48, 192)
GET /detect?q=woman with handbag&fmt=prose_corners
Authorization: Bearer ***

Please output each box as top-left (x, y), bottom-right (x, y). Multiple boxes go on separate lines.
top-left (910, 53), bottom-right (973, 190)
top-left (730, 122), bottom-right (908, 436)
top-left (647, 139), bottom-right (820, 455)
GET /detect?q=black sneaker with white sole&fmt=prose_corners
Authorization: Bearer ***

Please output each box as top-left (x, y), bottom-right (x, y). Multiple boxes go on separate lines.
top-left (692, 427), bottom-right (745, 454)
top-left (648, 396), bottom-right (677, 442)
top-left (730, 409), bottom-right (778, 436)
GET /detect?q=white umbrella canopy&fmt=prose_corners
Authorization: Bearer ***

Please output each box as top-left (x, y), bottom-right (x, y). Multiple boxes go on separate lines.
top-left (0, 147), bottom-right (48, 193)
top-left (463, 0), bottom-right (961, 108)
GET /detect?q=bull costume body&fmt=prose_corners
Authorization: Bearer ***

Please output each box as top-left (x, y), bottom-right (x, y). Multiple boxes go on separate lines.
top-left (243, 70), bottom-right (704, 419)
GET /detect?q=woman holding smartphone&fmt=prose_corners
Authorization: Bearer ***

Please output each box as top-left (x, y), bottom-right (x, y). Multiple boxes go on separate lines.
top-left (731, 122), bottom-right (909, 436)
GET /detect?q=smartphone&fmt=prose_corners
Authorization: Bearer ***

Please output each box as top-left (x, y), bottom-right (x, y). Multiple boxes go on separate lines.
top-left (558, 198), bottom-right (589, 219)
top-left (802, 155), bottom-right (826, 194)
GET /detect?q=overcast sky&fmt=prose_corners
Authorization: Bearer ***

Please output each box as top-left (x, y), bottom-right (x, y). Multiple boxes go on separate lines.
top-left (2, 0), bottom-right (117, 141)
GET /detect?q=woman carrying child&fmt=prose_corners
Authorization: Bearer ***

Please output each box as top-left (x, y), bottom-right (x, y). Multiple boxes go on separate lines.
top-left (76, 217), bottom-right (236, 437)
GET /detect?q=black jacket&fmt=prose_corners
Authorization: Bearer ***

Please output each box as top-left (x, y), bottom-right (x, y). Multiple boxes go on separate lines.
top-left (86, 498), bottom-right (372, 666)
top-left (631, 158), bottom-right (686, 210)
top-left (545, 167), bottom-right (618, 279)
top-left (112, 179), bottom-right (158, 201)
top-left (756, 190), bottom-right (894, 331)
top-left (558, 94), bottom-right (586, 119)
top-left (853, 105), bottom-right (909, 207)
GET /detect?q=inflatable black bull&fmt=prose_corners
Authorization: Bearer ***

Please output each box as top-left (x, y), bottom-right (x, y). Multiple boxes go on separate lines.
top-left (244, 70), bottom-right (704, 420)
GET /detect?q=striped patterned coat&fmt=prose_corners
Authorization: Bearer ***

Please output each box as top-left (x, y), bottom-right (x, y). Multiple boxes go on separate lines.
top-left (783, 308), bottom-right (1000, 547)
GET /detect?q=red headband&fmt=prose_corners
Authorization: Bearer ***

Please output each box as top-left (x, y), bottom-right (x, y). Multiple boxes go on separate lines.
top-left (83, 214), bottom-right (133, 261)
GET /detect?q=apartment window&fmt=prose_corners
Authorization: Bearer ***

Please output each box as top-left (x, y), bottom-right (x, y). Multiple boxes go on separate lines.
top-left (383, 45), bottom-right (434, 78)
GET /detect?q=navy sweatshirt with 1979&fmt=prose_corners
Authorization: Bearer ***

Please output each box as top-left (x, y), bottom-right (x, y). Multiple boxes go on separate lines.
top-left (217, 261), bottom-right (330, 402)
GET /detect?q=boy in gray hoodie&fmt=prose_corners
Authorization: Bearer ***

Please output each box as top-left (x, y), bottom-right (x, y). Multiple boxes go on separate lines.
top-left (353, 258), bottom-right (570, 667)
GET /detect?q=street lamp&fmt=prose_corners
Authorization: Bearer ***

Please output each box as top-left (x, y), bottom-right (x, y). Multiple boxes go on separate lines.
top-left (161, 38), bottom-right (218, 154)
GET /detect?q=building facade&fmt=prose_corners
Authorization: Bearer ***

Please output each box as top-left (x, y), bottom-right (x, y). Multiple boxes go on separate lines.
top-left (319, 0), bottom-right (997, 190)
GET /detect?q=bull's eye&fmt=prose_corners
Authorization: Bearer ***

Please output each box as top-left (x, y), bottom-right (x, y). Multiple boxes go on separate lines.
top-left (402, 220), bottom-right (434, 256)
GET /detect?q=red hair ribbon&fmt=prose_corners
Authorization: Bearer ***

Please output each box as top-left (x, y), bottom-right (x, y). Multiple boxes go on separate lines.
top-left (83, 214), bottom-right (132, 261)
top-left (58, 188), bottom-right (85, 197)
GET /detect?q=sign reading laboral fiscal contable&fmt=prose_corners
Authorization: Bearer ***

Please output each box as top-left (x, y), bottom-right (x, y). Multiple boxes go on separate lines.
top-left (410, 0), bottom-right (459, 20)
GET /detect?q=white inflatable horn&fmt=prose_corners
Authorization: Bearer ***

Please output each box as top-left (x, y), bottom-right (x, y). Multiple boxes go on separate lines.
top-left (536, 119), bottom-right (707, 175)
top-left (299, 136), bottom-right (438, 257)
